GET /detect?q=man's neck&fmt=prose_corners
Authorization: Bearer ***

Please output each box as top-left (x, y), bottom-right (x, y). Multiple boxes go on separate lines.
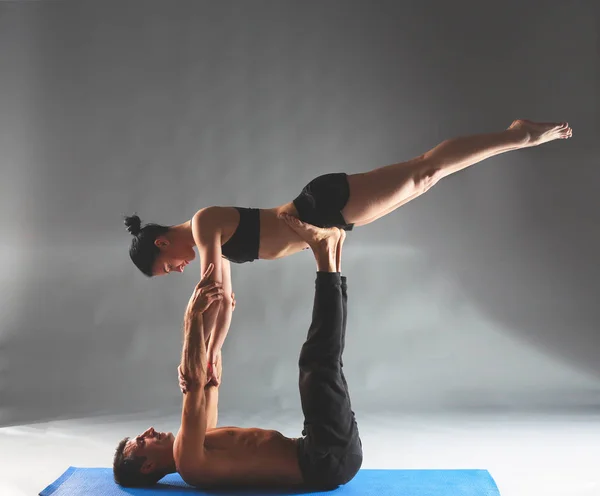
top-left (162, 454), bottom-right (177, 476)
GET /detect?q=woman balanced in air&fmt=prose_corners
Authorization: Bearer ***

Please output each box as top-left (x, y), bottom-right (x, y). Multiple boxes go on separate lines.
top-left (124, 119), bottom-right (572, 383)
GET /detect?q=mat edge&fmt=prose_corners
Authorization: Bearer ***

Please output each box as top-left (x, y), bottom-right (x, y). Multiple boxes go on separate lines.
top-left (39, 466), bottom-right (77, 496)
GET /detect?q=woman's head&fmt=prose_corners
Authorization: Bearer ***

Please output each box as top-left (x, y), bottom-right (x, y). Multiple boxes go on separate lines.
top-left (124, 215), bottom-right (196, 277)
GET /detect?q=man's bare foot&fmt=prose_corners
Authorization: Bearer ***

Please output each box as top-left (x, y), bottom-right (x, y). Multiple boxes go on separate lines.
top-left (336, 229), bottom-right (346, 272)
top-left (279, 214), bottom-right (345, 272)
top-left (508, 119), bottom-right (572, 147)
top-left (280, 214), bottom-right (342, 252)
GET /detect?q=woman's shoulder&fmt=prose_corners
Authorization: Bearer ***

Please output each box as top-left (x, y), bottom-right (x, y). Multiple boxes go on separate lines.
top-left (191, 206), bottom-right (241, 238)
top-left (192, 206), bottom-right (242, 223)
top-left (193, 206), bottom-right (221, 221)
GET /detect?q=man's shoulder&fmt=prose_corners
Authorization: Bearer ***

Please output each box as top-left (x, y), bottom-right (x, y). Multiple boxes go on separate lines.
top-left (175, 454), bottom-right (208, 487)
top-left (174, 431), bottom-right (244, 487)
top-left (173, 432), bottom-right (207, 483)
top-left (176, 451), bottom-right (225, 489)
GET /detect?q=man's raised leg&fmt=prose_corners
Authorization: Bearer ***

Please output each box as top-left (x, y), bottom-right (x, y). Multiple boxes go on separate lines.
top-left (283, 215), bottom-right (361, 488)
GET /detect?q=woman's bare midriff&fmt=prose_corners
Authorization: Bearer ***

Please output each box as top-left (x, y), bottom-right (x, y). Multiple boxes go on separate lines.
top-left (215, 203), bottom-right (308, 261)
top-left (188, 427), bottom-right (305, 488)
top-left (259, 203), bottom-right (308, 259)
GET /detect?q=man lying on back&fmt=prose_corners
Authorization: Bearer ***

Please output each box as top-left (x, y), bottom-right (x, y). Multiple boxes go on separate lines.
top-left (113, 215), bottom-right (362, 490)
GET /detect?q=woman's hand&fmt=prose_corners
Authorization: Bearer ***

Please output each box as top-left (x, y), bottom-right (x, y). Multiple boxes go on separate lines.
top-left (206, 348), bottom-right (222, 387)
top-left (204, 292), bottom-right (232, 386)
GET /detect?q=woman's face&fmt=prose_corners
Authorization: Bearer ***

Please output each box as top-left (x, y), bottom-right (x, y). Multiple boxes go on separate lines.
top-left (151, 236), bottom-right (196, 276)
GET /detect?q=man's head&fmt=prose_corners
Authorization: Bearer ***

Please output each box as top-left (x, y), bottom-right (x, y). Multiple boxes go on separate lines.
top-left (124, 214), bottom-right (196, 277)
top-left (113, 427), bottom-right (176, 487)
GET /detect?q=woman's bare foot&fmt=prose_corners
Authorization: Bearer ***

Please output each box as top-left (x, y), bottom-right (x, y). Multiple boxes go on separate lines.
top-left (508, 119), bottom-right (572, 147)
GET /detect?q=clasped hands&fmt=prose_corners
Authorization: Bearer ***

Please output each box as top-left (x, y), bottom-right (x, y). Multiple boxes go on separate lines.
top-left (181, 263), bottom-right (236, 391)
top-left (178, 351), bottom-right (222, 394)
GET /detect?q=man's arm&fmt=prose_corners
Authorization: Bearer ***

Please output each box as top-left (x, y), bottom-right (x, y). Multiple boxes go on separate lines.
top-left (173, 266), bottom-right (223, 471)
top-left (204, 351), bottom-right (222, 429)
top-left (178, 371), bottom-right (219, 431)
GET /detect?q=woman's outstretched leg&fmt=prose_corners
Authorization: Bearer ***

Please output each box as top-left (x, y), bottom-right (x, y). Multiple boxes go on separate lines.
top-left (341, 119), bottom-right (572, 226)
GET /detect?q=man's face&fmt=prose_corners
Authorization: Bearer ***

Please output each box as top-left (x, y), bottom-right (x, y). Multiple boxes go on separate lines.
top-left (125, 427), bottom-right (175, 472)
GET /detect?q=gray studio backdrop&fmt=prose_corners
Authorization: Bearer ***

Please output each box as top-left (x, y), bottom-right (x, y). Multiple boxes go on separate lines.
top-left (1, 0), bottom-right (599, 427)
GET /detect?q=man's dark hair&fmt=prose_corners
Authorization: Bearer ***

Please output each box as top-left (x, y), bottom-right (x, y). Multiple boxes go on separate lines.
top-left (113, 437), bottom-right (166, 487)
top-left (124, 214), bottom-right (170, 277)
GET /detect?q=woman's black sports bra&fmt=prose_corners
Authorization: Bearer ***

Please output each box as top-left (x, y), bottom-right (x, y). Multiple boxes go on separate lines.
top-left (221, 207), bottom-right (260, 264)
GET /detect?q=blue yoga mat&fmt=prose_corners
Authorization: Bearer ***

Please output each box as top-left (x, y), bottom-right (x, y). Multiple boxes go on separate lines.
top-left (40, 467), bottom-right (501, 495)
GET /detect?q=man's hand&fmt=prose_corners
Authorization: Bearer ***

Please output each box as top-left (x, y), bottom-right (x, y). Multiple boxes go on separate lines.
top-left (185, 263), bottom-right (224, 317)
top-left (178, 351), bottom-right (222, 393)
top-left (177, 365), bottom-right (207, 395)
top-left (178, 365), bottom-right (190, 394)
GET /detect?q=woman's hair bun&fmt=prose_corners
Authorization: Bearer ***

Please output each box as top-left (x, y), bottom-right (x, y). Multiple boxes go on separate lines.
top-left (124, 214), bottom-right (142, 236)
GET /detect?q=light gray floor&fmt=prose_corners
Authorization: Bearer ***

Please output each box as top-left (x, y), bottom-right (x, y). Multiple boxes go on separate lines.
top-left (1, 411), bottom-right (598, 496)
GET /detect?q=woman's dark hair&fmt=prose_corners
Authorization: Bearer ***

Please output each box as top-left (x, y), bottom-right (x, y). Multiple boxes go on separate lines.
top-left (124, 214), bottom-right (170, 277)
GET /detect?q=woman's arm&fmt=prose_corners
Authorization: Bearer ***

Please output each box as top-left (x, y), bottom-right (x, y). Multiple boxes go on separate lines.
top-left (206, 257), bottom-right (233, 381)
top-left (191, 208), bottom-right (234, 384)
top-left (191, 208), bottom-right (223, 336)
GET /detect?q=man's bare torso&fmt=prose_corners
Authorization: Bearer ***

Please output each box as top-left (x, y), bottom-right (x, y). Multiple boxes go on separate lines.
top-left (177, 426), bottom-right (305, 488)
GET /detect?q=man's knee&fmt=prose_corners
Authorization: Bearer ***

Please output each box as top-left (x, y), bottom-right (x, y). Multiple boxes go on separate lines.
top-left (298, 347), bottom-right (339, 370)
